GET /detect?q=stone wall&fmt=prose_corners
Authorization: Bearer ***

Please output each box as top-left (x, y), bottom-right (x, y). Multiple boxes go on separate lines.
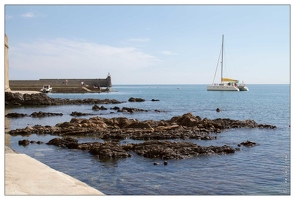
top-left (10, 76), bottom-right (112, 88)
top-left (5, 34), bottom-right (10, 92)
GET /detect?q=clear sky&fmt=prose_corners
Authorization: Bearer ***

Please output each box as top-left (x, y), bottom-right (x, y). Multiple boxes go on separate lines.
top-left (3, 1), bottom-right (291, 84)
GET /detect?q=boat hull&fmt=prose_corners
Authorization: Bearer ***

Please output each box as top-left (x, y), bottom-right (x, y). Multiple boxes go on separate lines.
top-left (238, 85), bottom-right (249, 91)
top-left (207, 85), bottom-right (239, 91)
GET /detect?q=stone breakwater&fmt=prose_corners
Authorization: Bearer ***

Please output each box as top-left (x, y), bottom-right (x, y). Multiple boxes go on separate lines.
top-left (8, 113), bottom-right (276, 160)
top-left (5, 92), bottom-right (122, 106)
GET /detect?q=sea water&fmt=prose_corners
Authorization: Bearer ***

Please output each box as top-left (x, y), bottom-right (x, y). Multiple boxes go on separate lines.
top-left (5, 84), bottom-right (290, 195)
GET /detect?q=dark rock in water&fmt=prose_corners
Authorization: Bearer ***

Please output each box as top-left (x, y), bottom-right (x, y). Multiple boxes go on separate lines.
top-left (5, 92), bottom-right (123, 106)
top-left (8, 113), bottom-right (277, 142)
top-left (257, 124), bottom-right (276, 129)
top-left (18, 139), bottom-right (30, 146)
top-left (46, 137), bottom-right (79, 149)
top-left (88, 142), bottom-right (129, 159)
top-left (154, 109), bottom-right (165, 112)
top-left (119, 107), bottom-right (148, 113)
top-left (70, 111), bottom-right (94, 116)
top-left (216, 108), bottom-right (221, 112)
top-left (92, 104), bottom-right (108, 110)
top-left (110, 106), bottom-right (120, 110)
top-left (29, 140), bottom-right (44, 144)
top-left (30, 111), bottom-right (63, 117)
top-left (128, 97), bottom-right (145, 102)
top-left (200, 136), bottom-right (217, 140)
top-left (129, 140), bottom-right (235, 160)
top-left (151, 99), bottom-right (160, 101)
top-left (238, 140), bottom-right (257, 147)
top-left (5, 113), bottom-right (28, 118)
top-left (45, 137), bottom-right (236, 160)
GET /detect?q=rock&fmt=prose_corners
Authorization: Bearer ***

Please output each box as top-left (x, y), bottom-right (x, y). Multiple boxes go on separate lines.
top-left (176, 113), bottom-right (199, 127)
top-left (110, 106), bottom-right (120, 110)
top-left (200, 136), bottom-right (216, 140)
top-left (18, 139), bottom-right (30, 146)
top-left (216, 108), bottom-right (221, 112)
top-left (258, 124), bottom-right (277, 129)
top-left (23, 93), bottom-right (53, 105)
top-left (154, 162), bottom-right (160, 165)
top-left (120, 107), bottom-right (148, 113)
top-left (8, 113), bottom-right (277, 142)
top-left (127, 121), bottom-right (152, 129)
top-left (30, 111), bottom-right (63, 117)
top-left (130, 140), bottom-right (235, 160)
top-left (238, 140), bottom-right (257, 147)
top-left (151, 99), bottom-right (160, 101)
top-left (29, 140), bottom-right (43, 144)
top-left (92, 105), bottom-right (108, 110)
top-left (5, 92), bottom-right (123, 106)
top-left (46, 137), bottom-right (79, 149)
top-left (89, 142), bottom-right (129, 159)
top-left (45, 137), bottom-right (236, 161)
top-left (154, 109), bottom-right (165, 112)
top-left (70, 111), bottom-right (94, 116)
top-left (128, 97), bottom-right (145, 102)
top-left (5, 113), bottom-right (28, 118)
top-left (5, 92), bottom-right (24, 105)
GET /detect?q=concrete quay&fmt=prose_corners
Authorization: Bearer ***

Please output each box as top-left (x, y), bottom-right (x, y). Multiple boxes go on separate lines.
top-left (4, 146), bottom-right (104, 195)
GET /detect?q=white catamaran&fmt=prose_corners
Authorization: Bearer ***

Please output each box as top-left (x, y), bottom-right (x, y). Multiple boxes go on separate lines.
top-left (207, 35), bottom-right (248, 91)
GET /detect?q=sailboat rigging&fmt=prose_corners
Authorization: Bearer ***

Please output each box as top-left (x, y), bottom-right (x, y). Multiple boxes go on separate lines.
top-left (207, 35), bottom-right (248, 91)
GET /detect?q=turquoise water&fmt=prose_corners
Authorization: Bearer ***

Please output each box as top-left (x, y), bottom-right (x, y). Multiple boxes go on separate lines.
top-left (5, 84), bottom-right (290, 195)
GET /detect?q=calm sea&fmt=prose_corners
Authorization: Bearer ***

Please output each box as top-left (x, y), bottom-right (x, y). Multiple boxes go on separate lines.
top-left (5, 84), bottom-right (290, 195)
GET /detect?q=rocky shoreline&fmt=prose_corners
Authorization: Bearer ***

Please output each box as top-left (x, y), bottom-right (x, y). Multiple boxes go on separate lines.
top-left (5, 92), bottom-right (277, 161)
top-left (5, 92), bottom-right (122, 106)
top-left (8, 111), bottom-right (276, 160)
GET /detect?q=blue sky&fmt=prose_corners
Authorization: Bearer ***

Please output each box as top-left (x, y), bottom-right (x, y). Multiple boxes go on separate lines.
top-left (4, 3), bottom-right (291, 84)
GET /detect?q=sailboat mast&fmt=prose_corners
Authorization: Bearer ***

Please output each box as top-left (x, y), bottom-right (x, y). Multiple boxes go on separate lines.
top-left (221, 34), bottom-right (224, 82)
